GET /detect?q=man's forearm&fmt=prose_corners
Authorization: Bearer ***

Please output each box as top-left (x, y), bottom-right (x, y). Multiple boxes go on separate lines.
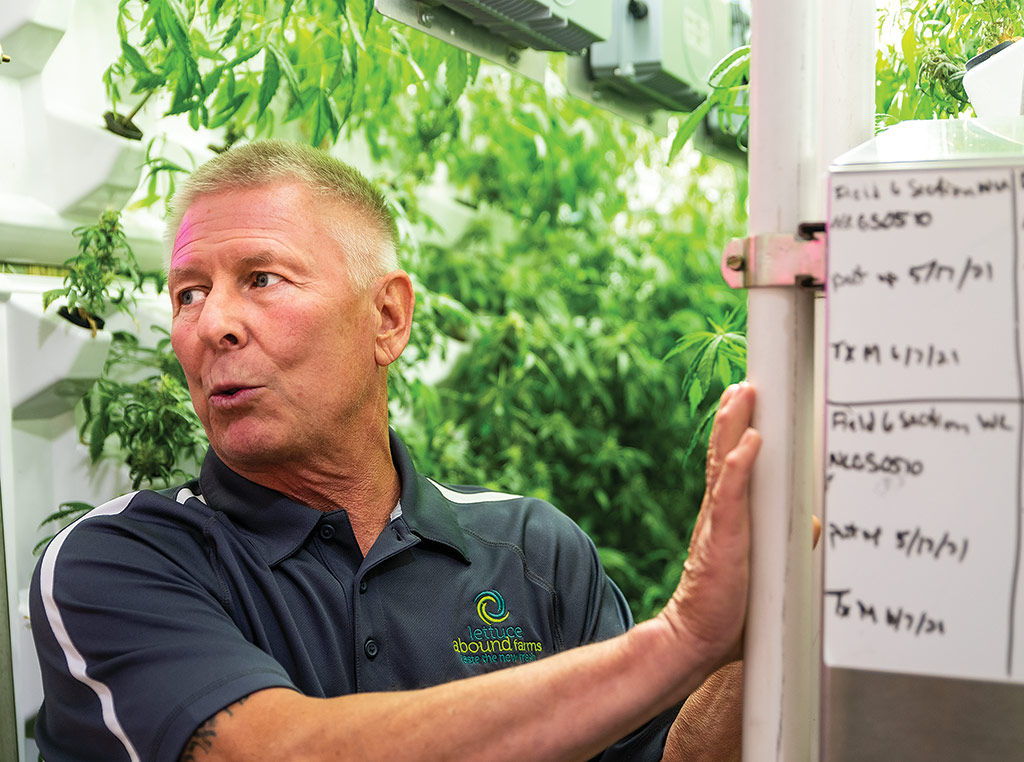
top-left (183, 618), bottom-right (715, 762)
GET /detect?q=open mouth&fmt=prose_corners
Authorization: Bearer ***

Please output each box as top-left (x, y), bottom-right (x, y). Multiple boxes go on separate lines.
top-left (210, 386), bottom-right (258, 405)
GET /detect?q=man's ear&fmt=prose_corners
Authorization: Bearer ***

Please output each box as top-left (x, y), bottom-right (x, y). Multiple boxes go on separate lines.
top-left (374, 270), bottom-right (415, 367)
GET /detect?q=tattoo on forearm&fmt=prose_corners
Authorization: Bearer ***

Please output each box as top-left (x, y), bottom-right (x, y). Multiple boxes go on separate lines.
top-left (179, 721), bottom-right (216, 762)
top-left (178, 696), bottom-right (250, 761)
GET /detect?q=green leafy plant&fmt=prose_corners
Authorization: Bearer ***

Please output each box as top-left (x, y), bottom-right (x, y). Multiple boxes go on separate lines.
top-left (33, 323), bottom-right (207, 548)
top-left (105, 0), bottom-right (478, 150)
top-left (379, 64), bottom-right (747, 618)
top-left (876, 0), bottom-right (1024, 124)
top-left (130, 135), bottom-right (195, 212)
top-left (33, 502), bottom-right (96, 554)
top-left (35, 307), bottom-right (206, 557)
top-left (42, 210), bottom-right (146, 335)
top-left (665, 303), bottom-right (748, 465)
top-left (35, 327), bottom-right (208, 555)
top-left (670, 0), bottom-right (1024, 159)
top-left (81, 328), bottom-right (208, 489)
top-left (668, 45), bottom-right (750, 162)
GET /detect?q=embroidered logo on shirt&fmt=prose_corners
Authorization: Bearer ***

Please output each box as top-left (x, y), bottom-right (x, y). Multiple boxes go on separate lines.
top-left (453, 589), bottom-right (543, 665)
top-left (475, 590), bottom-right (509, 625)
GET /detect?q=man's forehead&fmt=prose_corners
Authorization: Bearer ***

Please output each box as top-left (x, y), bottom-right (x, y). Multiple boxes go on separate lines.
top-left (169, 184), bottom-right (315, 266)
top-left (167, 185), bottom-right (369, 281)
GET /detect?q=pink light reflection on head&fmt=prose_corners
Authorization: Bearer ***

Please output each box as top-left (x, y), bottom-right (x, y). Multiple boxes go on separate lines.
top-left (170, 211), bottom-right (197, 270)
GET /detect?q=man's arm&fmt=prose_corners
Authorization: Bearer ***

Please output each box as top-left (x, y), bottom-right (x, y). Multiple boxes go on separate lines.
top-left (179, 383), bottom-right (761, 762)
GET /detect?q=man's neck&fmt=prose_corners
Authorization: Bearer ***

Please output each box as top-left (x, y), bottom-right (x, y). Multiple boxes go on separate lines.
top-left (229, 431), bottom-right (401, 557)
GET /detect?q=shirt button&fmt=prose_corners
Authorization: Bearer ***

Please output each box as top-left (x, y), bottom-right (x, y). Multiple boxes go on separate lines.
top-left (318, 524), bottom-right (335, 540)
top-left (364, 638), bottom-right (379, 659)
top-left (359, 580), bottom-right (368, 593)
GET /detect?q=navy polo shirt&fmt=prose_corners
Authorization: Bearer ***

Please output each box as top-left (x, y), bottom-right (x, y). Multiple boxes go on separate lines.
top-left (31, 433), bottom-right (675, 761)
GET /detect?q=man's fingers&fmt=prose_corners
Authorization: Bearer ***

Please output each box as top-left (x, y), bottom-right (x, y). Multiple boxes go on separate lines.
top-left (709, 427), bottom-right (762, 511)
top-left (706, 384), bottom-right (756, 491)
top-left (690, 384), bottom-right (758, 553)
top-left (718, 381), bottom-right (739, 410)
top-left (693, 427), bottom-right (760, 583)
top-left (675, 425), bottom-right (760, 655)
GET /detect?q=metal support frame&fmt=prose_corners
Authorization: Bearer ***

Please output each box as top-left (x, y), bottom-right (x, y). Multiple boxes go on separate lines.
top-left (721, 227), bottom-right (826, 290)
top-left (374, 0), bottom-right (549, 81)
top-left (373, 0), bottom-right (671, 134)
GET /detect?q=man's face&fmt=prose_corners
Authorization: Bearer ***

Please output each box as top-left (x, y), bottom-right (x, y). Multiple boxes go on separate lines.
top-left (168, 182), bottom-right (385, 471)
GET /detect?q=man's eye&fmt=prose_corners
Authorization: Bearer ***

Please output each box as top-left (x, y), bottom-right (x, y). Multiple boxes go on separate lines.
top-left (178, 289), bottom-right (204, 307)
top-left (253, 272), bottom-right (282, 288)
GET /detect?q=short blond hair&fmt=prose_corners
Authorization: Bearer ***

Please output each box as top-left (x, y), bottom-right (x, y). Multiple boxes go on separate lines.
top-left (166, 140), bottom-right (399, 288)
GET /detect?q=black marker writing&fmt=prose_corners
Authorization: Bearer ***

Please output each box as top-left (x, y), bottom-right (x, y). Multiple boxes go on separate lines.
top-left (829, 257), bottom-right (994, 291)
top-left (828, 451), bottom-right (924, 476)
top-left (895, 527), bottom-right (969, 563)
top-left (830, 341), bottom-right (960, 368)
top-left (830, 408), bottom-right (973, 434)
top-left (907, 175), bottom-right (1010, 198)
top-left (826, 589), bottom-right (946, 636)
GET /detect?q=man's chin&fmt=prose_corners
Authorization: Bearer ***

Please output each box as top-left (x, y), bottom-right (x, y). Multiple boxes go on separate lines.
top-left (208, 431), bottom-right (292, 472)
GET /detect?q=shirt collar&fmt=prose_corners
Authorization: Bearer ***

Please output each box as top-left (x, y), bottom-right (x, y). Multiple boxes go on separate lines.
top-left (389, 430), bottom-right (470, 564)
top-left (198, 449), bottom-right (323, 566)
top-left (197, 431), bottom-right (470, 566)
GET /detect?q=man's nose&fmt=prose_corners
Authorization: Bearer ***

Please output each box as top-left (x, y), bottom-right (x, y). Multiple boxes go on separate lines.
top-left (196, 288), bottom-right (247, 348)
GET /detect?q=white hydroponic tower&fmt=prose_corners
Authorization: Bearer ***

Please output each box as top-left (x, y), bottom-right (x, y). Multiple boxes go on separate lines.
top-left (0, 2), bottom-right (193, 758)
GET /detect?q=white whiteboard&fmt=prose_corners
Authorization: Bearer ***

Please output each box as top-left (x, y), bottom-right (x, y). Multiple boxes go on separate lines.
top-left (824, 165), bottom-right (1024, 683)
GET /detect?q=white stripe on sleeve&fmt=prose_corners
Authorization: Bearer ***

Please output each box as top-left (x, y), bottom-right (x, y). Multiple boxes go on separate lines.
top-left (426, 478), bottom-right (522, 504)
top-left (38, 492), bottom-right (142, 762)
top-left (175, 486), bottom-right (207, 505)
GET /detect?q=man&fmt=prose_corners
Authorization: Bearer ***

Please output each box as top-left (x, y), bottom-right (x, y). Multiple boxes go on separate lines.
top-left (31, 140), bottom-right (760, 761)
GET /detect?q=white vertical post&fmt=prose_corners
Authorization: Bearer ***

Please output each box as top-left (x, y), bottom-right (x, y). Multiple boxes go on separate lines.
top-left (742, 0), bottom-right (817, 755)
top-left (742, 284), bottom-right (816, 762)
top-left (741, 1), bottom-right (875, 760)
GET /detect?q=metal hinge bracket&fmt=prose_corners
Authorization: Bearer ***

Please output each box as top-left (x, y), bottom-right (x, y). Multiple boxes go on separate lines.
top-left (720, 222), bottom-right (826, 289)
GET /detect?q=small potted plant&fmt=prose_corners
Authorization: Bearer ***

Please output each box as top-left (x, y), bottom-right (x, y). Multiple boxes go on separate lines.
top-left (43, 209), bottom-right (145, 336)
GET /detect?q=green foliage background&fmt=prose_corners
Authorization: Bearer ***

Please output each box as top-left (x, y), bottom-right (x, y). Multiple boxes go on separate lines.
top-left (385, 70), bottom-right (748, 616)
top-left (876, 0), bottom-right (1024, 124)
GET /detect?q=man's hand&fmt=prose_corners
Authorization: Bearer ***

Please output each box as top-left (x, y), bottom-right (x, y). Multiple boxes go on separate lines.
top-left (655, 382), bottom-right (760, 670)
top-left (660, 385), bottom-right (823, 762)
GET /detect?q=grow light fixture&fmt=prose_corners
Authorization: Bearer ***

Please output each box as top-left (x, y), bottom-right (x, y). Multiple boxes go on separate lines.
top-left (422, 0), bottom-right (614, 52)
top-left (588, 0), bottom-right (747, 112)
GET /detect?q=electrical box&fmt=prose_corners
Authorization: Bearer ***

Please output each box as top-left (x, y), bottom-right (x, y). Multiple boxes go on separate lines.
top-left (588, 0), bottom-right (745, 112)
top-left (424, 0), bottom-right (613, 53)
top-left (823, 117), bottom-right (1024, 761)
